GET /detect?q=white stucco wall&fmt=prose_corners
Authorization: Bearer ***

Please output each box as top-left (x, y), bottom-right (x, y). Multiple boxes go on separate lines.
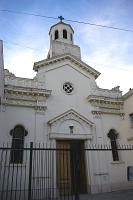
top-left (0, 107), bottom-right (36, 144)
top-left (45, 64), bottom-right (94, 120)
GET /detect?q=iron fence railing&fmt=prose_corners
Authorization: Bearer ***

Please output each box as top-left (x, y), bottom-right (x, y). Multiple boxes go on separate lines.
top-left (0, 142), bottom-right (133, 200)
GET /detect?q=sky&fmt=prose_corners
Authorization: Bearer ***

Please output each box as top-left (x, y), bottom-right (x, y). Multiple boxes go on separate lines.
top-left (0, 0), bottom-right (133, 94)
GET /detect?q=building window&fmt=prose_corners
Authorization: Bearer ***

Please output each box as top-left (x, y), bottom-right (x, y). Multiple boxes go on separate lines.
top-left (55, 30), bottom-right (58, 40)
top-left (63, 82), bottom-right (74, 94)
top-left (10, 125), bottom-right (28, 164)
top-left (129, 113), bottom-right (133, 127)
top-left (63, 29), bottom-right (67, 39)
top-left (70, 33), bottom-right (73, 41)
top-left (107, 129), bottom-right (119, 161)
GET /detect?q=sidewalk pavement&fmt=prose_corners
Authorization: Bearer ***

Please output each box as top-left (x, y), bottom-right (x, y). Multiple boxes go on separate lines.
top-left (80, 189), bottom-right (133, 200)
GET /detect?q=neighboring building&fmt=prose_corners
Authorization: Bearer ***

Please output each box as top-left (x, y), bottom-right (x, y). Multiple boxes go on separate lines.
top-left (122, 89), bottom-right (133, 141)
top-left (0, 20), bottom-right (133, 196)
top-left (0, 40), bottom-right (4, 110)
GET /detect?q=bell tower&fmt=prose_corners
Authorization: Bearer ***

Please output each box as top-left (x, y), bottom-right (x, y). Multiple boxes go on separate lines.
top-left (47, 16), bottom-right (81, 59)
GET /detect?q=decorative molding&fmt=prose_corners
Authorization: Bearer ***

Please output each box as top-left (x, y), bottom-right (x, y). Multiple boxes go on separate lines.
top-left (4, 69), bottom-right (15, 78)
top-left (5, 85), bottom-right (51, 97)
top-left (5, 98), bottom-right (46, 111)
top-left (88, 95), bottom-right (123, 106)
top-left (101, 108), bottom-right (124, 115)
top-left (4, 85), bottom-right (50, 111)
top-left (5, 99), bottom-right (35, 107)
top-left (92, 109), bottom-right (124, 116)
top-left (34, 105), bottom-right (47, 112)
top-left (123, 89), bottom-right (133, 100)
top-left (33, 53), bottom-right (100, 79)
top-left (49, 133), bottom-right (93, 140)
top-left (48, 109), bottom-right (94, 127)
top-left (92, 111), bottom-right (102, 118)
top-left (88, 95), bottom-right (124, 115)
top-left (120, 113), bottom-right (125, 120)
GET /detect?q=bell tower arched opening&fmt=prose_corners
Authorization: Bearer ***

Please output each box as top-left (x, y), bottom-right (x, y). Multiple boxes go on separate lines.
top-left (55, 30), bottom-right (59, 40)
top-left (63, 29), bottom-right (67, 39)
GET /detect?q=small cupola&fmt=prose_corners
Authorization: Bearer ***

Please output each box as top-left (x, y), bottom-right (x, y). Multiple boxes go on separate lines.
top-left (49, 16), bottom-right (74, 45)
top-left (47, 16), bottom-right (81, 59)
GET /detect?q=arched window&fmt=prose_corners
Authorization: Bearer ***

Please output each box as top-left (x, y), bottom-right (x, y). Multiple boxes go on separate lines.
top-left (63, 29), bottom-right (67, 39)
top-left (70, 33), bottom-right (73, 41)
top-left (10, 125), bottom-right (28, 164)
top-left (107, 129), bottom-right (119, 161)
top-left (55, 30), bottom-right (58, 40)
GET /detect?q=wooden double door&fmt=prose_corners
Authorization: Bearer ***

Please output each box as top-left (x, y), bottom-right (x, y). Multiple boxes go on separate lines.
top-left (56, 140), bottom-right (87, 195)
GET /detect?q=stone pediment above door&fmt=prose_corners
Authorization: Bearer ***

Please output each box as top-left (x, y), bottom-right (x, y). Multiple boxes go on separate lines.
top-left (48, 109), bottom-right (95, 140)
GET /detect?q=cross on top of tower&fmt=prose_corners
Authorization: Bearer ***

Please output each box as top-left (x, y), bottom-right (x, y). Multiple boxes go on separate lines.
top-left (58, 16), bottom-right (64, 22)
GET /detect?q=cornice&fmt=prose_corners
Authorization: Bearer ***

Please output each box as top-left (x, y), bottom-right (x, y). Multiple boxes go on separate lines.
top-left (88, 95), bottom-right (124, 115)
top-left (49, 133), bottom-right (93, 140)
top-left (4, 69), bottom-right (15, 78)
top-left (4, 84), bottom-right (51, 111)
top-left (33, 54), bottom-right (100, 79)
top-left (92, 109), bottom-right (125, 116)
top-left (88, 95), bottom-right (123, 106)
top-left (123, 89), bottom-right (133, 100)
top-left (5, 99), bottom-right (47, 111)
top-left (5, 84), bottom-right (51, 97)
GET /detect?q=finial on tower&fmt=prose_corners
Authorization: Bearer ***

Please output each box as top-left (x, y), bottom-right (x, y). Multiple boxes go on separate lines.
top-left (58, 16), bottom-right (64, 22)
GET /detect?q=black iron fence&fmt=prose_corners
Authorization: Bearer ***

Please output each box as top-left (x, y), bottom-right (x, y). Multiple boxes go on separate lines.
top-left (0, 142), bottom-right (133, 200)
top-left (0, 143), bottom-right (57, 200)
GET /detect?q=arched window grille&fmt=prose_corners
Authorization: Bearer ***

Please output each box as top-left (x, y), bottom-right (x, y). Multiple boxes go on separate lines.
top-left (55, 30), bottom-right (59, 40)
top-left (10, 125), bottom-right (28, 164)
top-left (63, 29), bottom-right (67, 39)
top-left (107, 129), bottom-right (119, 161)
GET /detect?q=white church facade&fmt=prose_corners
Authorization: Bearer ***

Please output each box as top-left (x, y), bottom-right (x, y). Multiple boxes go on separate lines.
top-left (0, 21), bottom-right (133, 196)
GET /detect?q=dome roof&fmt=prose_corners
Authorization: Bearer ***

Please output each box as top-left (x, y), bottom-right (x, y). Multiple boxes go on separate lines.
top-left (49, 21), bottom-right (74, 35)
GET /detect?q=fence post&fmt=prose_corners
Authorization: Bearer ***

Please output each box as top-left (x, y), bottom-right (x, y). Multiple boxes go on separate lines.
top-left (28, 142), bottom-right (33, 200)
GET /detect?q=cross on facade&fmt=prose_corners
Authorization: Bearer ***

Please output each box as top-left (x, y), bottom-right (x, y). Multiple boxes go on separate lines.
top-left (58, 16), bottom-right (64, 22)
